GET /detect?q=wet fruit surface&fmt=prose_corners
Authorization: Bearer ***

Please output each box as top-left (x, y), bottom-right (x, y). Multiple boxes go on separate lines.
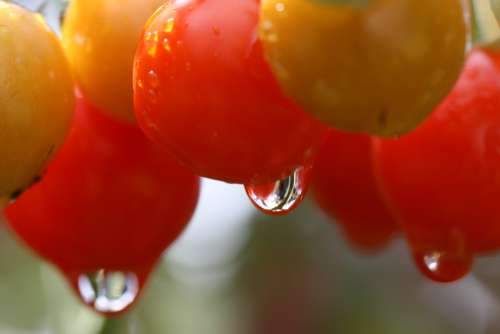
top-left (133, 0), bottom-right (327, 185)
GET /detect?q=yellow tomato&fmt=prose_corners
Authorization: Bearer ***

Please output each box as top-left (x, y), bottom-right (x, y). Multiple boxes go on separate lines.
top-left (62, 0), bottom-right (166, 122)
top-left (490, 0), bottom-right (500, 36)
top-left (260, 0), bottom-right (469, 136)
top-left (0, 1), bottom-right (74, 205)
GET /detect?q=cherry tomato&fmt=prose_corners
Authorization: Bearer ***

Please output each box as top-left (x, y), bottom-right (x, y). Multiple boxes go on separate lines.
top-left (5, 95), bottom-right (200, 314)
top-left (133, 0), bottom-right (327, 185)
top-left (373, 49), bottom-right (500, 282)
top-left (62, 0), bottom-right (166, 122)
top-left (312, 130), bottom-right (398, 252)
top-left (259, 0), bottom-right (468, 136)
top-left (0, 1), bottom-right (74, 206)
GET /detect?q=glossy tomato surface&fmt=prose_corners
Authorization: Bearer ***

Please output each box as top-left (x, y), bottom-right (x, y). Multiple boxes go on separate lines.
top-left (312, 130), bottom-right (398, 252)
top-left (259, 0), bottom-right (468, 136)
top-left (5, 95), bottom-right (200, 277)
top-left (0, 1), bottom-right (74, 206)
top-left (133, 0), bottom-right (327, 185)
top-left (62, 0), bottom-right (165, 122)
top-left (374, 49), bottom-right (500, 279)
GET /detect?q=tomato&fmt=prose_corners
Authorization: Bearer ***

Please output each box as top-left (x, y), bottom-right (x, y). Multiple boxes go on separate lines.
top-left (62, 0), bottom-right (165, 122)
top-left (5, 95), bottom-right (200, 315)
top-left (0, 2), bottom-right (74, 207)
top-left (373, 49), bottom-right (500, 282)
top-left (259, 0), bottom-right (468, 136)
top-left (133, 0), bottom-right (327, 185)
top-left (312, 130), bottom-right (398, 252)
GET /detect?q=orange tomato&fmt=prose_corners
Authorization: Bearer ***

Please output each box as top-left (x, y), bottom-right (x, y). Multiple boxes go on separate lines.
top-left (62, 0), bottom-right (165, 122)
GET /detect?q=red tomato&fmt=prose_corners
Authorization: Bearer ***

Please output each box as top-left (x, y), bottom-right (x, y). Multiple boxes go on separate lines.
top-left (373, 49), bottom-right (500, 282)
top-left (5, 95), bottom-right (200, 314)
top-left (312, 130), bottom-right (398, 252)
top-left (133, 0), bottom-right (327, 185)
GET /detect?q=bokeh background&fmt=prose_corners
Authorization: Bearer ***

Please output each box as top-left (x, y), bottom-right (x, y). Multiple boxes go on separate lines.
top-left (3, 0), bottom-right (500, 333)
top-left (3, 177), bottom-right (500, 334)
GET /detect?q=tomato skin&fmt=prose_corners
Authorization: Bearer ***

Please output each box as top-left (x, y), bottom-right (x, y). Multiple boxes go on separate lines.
top-left (374, 49), bottom-right (500, 268)
top-left (312, 130), bottom-right (397, 251)
top-left (259, 0), bottom-right (468, 136)
top-left (133, 0), bottom-right (327, 185)
top-left (0, 2), bottom-right (74, 204)
top-left (4, 95), bottom-right (200, 276)
top-left (62, 0), bottom-right (165, 122)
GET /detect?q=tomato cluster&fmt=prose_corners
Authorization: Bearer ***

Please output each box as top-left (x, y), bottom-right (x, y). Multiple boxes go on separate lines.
top-left (6, 94), bottom-right (200, 314)
top-left (1, 0), bottom-right (500, 316)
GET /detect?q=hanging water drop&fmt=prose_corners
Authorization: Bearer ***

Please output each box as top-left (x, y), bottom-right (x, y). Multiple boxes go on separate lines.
top-left (413, 250), bottom-right (473, 283)
top-left (245, 166), bottom-right (310, 215)
top-left (76, 269), bottom-right (139, 315)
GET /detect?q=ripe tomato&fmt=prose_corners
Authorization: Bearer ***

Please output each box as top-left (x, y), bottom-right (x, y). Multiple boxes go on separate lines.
top-left (62, 0), bottom-right (165, 122)
top-left (133, 0), bottom-right (327, 185)
top-left (312, 130), bottom-right (398, 252)
top-left (373, 49), bottom-right (500, 282)
top-left (0, 2), bottom-right (74, 206)
top-left (259, 0), bottom-right (468, 136)
top-left (5, 95), bottom-right (200, 315)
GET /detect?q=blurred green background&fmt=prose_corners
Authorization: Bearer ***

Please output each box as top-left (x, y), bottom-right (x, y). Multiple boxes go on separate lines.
top-left (2, 178), bottom-right (500, 334)
top-left (3, 1), bottom-right (500, 333)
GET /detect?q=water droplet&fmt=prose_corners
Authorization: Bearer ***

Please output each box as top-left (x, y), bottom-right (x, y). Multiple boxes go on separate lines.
top-left (74, 33), bottom-right (86, 46)
top-left (164, 17), bottom-right (175, 34)
top-left (137, 79), bottom-right (144, 89)
top-left (245, 166), bottom-right (310, 215)
top-left (413, 250), bottom-right (473, 283)
top-left (275, 2), bottom-right (285, 13)
top-left (147, 89), bottom-right (158, 104)
top-left (145, 31), bottom-right (159, 57)
top-left (8, 11), bottom-right (19, 20)
top-left (162, 37), bottom-right (171, 52)
top-left (147, 70), bottom-right (159, 87)
top-left (77, 269), bottom-right (139, 315)
top-left (260, 20), bottom-right (278, 43)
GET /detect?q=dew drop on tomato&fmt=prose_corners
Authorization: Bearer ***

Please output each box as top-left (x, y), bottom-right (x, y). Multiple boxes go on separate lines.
top-left (65, 267), bottom-right (149, 316)
top-left (413, 250), bottom-right (473, 283)
top-left (245, 166), bottom-right (311, 215)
